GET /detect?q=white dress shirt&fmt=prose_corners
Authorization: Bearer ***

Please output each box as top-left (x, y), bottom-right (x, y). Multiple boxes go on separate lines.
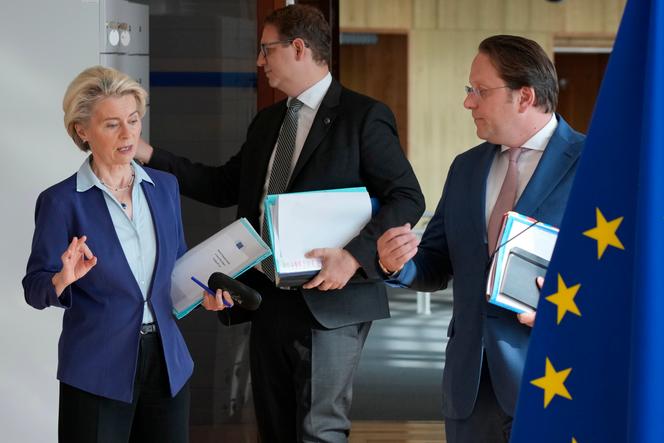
top-left (258, 72), bottom-right (333, 272)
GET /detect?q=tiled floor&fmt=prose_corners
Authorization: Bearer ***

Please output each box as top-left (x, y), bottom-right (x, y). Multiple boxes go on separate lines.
top-left (351, 286), bottom-right (453, 420)
top-left (350, 421), bottom-right (445, 443)
top-left (188, 285), bottom-right (454, 441)
top-left (191, 420), bottom-right (446, 443)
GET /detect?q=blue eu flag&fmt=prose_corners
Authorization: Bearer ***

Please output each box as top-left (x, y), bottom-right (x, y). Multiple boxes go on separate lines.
top-left (511, 0), bottom-right (664, 441)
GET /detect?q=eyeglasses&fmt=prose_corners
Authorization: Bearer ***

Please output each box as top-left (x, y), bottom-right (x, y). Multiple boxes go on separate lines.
top-left (259, 39), bottom-right (293, 58)
top-left (464, 85), bottom-right (510, 100)
top-left (259, 38), bottom-right (310, 58)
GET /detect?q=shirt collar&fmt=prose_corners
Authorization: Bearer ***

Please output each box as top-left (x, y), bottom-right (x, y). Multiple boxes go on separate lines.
top-left (289, 72), bottom-right (332, 112)
top-left (76, 155), bottom-right (154, 192)
top-left (501, 114), bottom-right (558, 153)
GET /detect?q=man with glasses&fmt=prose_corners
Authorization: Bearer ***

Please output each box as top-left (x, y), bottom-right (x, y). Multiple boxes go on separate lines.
top-left (377, 35), bottom-right (585, 442)
top-left (135, 4), bottom-right (424, 442)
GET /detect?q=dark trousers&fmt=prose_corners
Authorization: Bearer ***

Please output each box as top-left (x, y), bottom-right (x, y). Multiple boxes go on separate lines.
top-left (249, 281), bottom-right (370, 443)
top-left (444, 356), bottom-right (512, 443)
top-left (58, 332), bottom-right (190, 443)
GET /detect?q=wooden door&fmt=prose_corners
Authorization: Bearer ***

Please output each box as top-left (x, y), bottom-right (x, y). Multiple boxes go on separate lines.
top-left (340, 32), bottom-right (408, 153)
top-left (555, 52), bottom-right (610, 133)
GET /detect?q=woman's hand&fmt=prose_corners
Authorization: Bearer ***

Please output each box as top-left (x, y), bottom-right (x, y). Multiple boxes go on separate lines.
top-left (52, 236), bottom-right (97, 296)
top-left (201, 289), bottom-right (234, 311)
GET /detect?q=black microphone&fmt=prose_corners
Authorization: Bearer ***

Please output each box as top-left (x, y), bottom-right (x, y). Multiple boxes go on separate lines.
top-left (208, 272), bottom-right (262, 311)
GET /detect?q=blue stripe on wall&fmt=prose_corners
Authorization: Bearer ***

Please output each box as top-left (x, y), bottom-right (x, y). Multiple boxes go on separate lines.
top-left (150, 72), bottom-right (257, 88)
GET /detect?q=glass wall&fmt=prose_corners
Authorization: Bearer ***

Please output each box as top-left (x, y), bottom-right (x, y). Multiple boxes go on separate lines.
top-left (137, 0), bottom-right (259, 439)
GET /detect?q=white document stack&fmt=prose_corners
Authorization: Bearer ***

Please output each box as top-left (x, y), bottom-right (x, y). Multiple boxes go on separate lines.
top-left (170, 218), bottom-right (271, 318)
top-left (264, 187), bottom-right (373, 287)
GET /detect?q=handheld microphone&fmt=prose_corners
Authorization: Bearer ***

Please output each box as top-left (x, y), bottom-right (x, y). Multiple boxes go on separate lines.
top-left (208, 272), bottom-right (262, 311)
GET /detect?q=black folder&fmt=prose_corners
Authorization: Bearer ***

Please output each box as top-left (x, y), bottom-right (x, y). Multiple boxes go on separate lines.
top-left (499, 247), bottom-right (549, 309)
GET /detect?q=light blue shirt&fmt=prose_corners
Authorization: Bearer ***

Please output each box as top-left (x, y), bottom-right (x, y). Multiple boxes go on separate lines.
top-left (76, 156), bottom-right (157, 324)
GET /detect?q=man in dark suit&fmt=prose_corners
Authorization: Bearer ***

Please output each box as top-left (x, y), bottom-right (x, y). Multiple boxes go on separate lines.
top-left (136, 5), bottom-right (424, 442)
top-left (377, 35), bottom-right (585, 443)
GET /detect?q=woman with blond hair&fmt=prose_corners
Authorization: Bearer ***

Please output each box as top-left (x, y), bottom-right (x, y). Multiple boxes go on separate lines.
top-left (22, 66), bottom-right (231, 442)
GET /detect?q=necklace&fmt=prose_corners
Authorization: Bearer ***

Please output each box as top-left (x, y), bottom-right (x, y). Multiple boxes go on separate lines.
top-left (99, 172), bottom-right (135, 191)
top-left (99, 172), bottom-right (135, 210)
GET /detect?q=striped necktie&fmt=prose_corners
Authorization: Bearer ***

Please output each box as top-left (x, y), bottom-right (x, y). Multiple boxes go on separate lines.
top-left (261, 98), bottom-right (304, 281)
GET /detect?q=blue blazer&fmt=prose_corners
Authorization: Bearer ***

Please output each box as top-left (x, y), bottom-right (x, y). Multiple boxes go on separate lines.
top-left (393, 116), bottom-right (585, 419)
top-left (22, 167), bottom-right (193, 403)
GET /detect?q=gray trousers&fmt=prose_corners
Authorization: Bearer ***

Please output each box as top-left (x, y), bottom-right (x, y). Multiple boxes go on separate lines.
top-left (250, 286), bottom-right (371, 443)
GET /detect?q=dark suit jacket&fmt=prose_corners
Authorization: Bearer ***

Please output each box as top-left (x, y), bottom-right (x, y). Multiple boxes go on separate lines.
top-left (23, 166), bottom-right (193, 403)
top-left (149, 79), bottom-right (425, 329)
top-left (390, 115), bottom-right (585, 419)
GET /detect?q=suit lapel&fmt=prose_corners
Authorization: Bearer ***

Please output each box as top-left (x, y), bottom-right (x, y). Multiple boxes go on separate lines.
top-left (287, 80), bottom-right (340, 188)
top-left (475, 144), bottom-right (499, 247)
top-left (140, 181), bottom-right (161, 301)
top-left (86, 187), bottom-right (144, 301)
top-left (515, 118), bottom-right (582, 215)
top-left (258, 105), bottom-right (288, 176)
top-left (248, 104), bottom-right (288, 210)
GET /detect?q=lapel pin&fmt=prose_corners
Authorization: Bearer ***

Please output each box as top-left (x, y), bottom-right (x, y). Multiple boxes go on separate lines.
top-left (324, 117), bottom-right (331, 125)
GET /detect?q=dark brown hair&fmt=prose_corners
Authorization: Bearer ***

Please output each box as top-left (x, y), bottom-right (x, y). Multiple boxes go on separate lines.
top-left (479, 35), bottom-right (558, 113)
top-left (265, 4), bottom-right (331, 66)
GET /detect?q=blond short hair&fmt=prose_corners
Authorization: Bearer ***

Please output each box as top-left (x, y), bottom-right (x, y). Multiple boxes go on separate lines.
top-left (63, 66), bottom-right (147, 151)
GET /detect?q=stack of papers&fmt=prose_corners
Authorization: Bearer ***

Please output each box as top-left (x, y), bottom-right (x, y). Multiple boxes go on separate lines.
top-left (170, 218), bottom-right (271, 319)
top-left (264, 187), bottom-right (373, 287)
top-left (486, 211), bottom-right (559, 314)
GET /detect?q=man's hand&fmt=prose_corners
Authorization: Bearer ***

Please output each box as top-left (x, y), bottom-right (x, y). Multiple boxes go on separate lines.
top-left (516, 277), bottom-right (544, 327)
top-left (517, 311), bottom-right (536, 327)
top-left (135, 137), bottom-right (154, 164)
top-left (302, 248), bottom-right (361, 291)
top-left (376, 223), bottom-right (419, 274)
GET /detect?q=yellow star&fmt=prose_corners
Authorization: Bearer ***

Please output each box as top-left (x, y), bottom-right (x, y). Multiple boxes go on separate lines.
top-left (583, 207), bottom-right (624, 259)
top-left (546, 274), bottom-right (581, 324)
top-left (530, 357), bottom-right (572, 408)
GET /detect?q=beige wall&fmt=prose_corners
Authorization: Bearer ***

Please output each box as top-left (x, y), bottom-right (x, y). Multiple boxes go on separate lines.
top-left (340, 0), bottom-right (625, 210)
